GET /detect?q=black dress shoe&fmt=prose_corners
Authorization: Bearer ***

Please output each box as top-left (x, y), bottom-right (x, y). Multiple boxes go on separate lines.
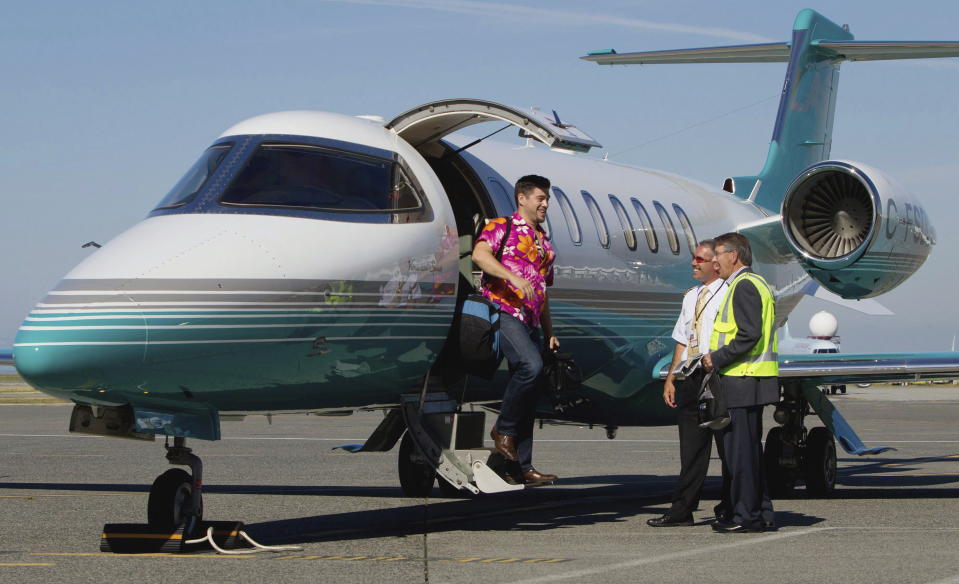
top-left (711, 520), bottom-right (762, 533)
top-left (713, 505), bottom-right (731, 523)
top-left (647, 513), bottom-right (694, 527)
top-left (698, 415), bottom-right (730, 430)
top-left (762, 520), bottom-right (777, 531)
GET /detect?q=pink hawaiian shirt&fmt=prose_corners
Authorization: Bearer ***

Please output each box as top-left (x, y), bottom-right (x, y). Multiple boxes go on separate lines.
top-left (476, 212), bottom-right (556, 327)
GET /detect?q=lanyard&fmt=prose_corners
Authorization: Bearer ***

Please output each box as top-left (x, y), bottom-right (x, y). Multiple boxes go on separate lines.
top-left (694, 283), bottom-right (722, 321)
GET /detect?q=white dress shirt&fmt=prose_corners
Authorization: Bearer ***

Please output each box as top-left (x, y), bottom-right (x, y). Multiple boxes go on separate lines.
top-left (671, 277), bottom-right (728, 362)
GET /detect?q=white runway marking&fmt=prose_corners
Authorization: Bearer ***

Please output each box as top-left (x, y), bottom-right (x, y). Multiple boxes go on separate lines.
top-left (0, 433), bottom-right (366, 442)
top-left (0, 433), bottom-right (103, 439)
top-left (854, 440), bottom-right (959, 444)
top-left (506, 527), bottom-right (828, 584)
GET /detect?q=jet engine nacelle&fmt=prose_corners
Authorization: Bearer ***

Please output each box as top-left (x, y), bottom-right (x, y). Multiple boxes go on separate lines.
top-left (781, 160), bottom-right (935, 299)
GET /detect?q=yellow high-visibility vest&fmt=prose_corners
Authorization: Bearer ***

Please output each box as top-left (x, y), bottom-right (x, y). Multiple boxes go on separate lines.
top-left (709, 271), bottom-right (778, 377)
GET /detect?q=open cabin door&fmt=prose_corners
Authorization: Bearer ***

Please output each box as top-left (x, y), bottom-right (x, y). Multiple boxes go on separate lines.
top-left (387, 99), bottom-right (604, 298)
top-left (386, 98), bottom-right (602, 153)
top-left (387, 100), bottom-right (603, 386)
top-left (388, 99), bottom-right (604, 292)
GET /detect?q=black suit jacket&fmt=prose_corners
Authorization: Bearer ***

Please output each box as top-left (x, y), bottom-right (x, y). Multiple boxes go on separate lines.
top-left (710, 268), bottom-right (780, 408)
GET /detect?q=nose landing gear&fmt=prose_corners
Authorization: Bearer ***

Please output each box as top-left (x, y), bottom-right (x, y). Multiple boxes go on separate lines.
top-left (148, 438), bottom-right (203, 532)
top-left (100, 436), bottom-right (301, 554)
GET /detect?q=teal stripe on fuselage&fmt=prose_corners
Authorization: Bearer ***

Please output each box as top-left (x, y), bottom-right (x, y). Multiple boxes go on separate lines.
top-left (17, 279), bottom-right (686, 428)
top-left (17, 313), bottom-right (450, 345)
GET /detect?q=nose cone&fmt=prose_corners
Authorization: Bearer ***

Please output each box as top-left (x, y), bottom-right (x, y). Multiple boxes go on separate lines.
top-left (14, 302), bottom-right (146, 396)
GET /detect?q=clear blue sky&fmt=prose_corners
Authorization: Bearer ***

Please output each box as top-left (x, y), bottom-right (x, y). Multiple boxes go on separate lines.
top-left (1, 1), bottom-right (957, 352)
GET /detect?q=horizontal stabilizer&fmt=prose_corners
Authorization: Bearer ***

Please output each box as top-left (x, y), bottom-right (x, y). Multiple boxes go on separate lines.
top-left (816, 41), bottom-right (959, 61)
top-left (582, 43), bottom-right (790, 64)
top-left (583, 9), bottom-right (959, 212)
top-left (582, 41), bottom-right (959, 65)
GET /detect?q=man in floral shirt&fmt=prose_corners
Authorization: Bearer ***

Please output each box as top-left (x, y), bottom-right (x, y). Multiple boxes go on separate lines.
top-left (472, 174), bottom-right (559, 484)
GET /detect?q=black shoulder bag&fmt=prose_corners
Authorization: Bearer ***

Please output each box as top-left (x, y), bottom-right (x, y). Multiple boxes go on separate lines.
top-left (458, 220), bottom-right (512, 379)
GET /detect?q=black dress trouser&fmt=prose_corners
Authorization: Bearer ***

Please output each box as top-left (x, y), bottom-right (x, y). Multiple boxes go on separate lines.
top-left (668, 381), bottom-right (727, 517)
top-left (720, 405), bottom-right (775, 528)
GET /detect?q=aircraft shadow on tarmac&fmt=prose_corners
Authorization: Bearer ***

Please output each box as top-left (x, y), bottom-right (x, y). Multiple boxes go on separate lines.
top-left (245, 486), bottom-right (683, 544)
top-left (241, 478), bottom-right (829, 545)
top-left (2, 454), bottom-right (957, 502)
top-left (830, 453), bottom-right (959, 492)
top-left (3, 453), bottom-right (957, 499)
top-left (3, 457), bottom-right (957, 545)
top-left (0, 482), bottom-right (400, 497)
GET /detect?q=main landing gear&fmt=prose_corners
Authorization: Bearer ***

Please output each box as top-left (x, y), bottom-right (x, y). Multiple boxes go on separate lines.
top-left (764, 381), bottom-right (838, 498)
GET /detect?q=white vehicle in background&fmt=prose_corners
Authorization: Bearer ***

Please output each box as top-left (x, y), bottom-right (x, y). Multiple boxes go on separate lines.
top-left (779, 312), bottom-right (846, 394)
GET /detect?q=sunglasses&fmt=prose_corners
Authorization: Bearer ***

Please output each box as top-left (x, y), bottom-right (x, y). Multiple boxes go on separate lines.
top-left (692, 256), bottom-right (713, 263)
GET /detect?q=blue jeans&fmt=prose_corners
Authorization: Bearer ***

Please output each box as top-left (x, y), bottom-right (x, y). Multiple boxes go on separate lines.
top-left (494, 313), bottom-right (544, 472)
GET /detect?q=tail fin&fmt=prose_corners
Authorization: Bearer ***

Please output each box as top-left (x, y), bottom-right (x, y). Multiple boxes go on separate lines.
top-left (739, 10), bottom-right (851, 211)
top-left (582, 9), bottom-right (959, 212)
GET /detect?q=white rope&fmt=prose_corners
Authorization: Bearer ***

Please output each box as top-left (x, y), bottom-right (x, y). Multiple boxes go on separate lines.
top-left (239, 530), bottom-right (303, 553)
top-left (185, 526), bottom-right (303, 555)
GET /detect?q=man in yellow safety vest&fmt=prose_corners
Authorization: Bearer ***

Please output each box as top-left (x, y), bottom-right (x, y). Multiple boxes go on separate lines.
top-left (703, 232), bottom-right (779, 533)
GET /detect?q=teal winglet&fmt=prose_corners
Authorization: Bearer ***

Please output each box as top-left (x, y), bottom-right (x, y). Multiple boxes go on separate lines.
top-left (802, 384), bottom-right (895, 455)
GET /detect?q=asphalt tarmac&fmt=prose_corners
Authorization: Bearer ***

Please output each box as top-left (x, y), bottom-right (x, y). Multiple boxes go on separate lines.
top-left (2, 385), bottom-right (959, 584)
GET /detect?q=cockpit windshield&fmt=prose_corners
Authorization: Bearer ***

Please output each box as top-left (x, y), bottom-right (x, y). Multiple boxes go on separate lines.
top-left (219, 143), bottom-right (425, 215)
top-left (154, 143), bottom-right (233, 209)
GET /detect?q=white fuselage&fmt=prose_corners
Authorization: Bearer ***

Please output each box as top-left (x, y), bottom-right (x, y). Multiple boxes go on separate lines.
top-left (13, 110), bottom-right (807, 431)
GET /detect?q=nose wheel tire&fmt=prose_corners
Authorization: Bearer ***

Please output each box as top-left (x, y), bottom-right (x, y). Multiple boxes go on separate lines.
top-left (398, 431), bottom-right (436, 497)
top-left (804, 427), bottom-right (837, 497)
top-left (148, 468), bottom-right (201, 530)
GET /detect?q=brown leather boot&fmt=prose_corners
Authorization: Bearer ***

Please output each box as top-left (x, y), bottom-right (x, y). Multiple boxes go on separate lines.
top-left (489, 427), bottom-right (518, 461)
top-left (521, 468), bottom-right (558, 484)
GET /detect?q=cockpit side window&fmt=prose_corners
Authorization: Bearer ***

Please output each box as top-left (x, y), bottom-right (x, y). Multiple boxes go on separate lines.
top-left (218, 143), bottom-right (425, 216)
top-left (154, 143), bottom-right (233, 209)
